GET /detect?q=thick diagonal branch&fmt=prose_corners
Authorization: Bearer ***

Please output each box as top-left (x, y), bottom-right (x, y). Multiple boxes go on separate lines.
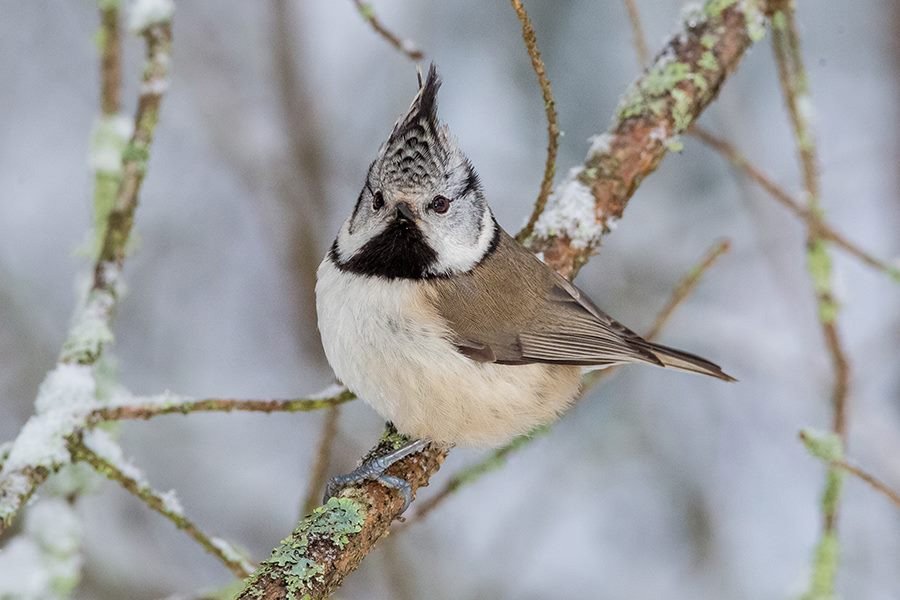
top-left (237, 2), bottom-right (764, 598)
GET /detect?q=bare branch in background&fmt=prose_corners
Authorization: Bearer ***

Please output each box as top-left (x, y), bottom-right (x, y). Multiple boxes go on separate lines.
top-left (771, 3), bottom-right (850, 597)
top-left (405, 237), bottom-right (731, 525)
top-left (622, 0), bottom-right (650, 66)
top-left (689, 127), bottom-right (900, 279)
top-left (86, 387), bottom-right (355, 425)
top-left (301, 405), bottom-right (343, 515)
top-left (511, 0), bottom-right (561, 242)
top-left (0, 9), bottom-right (175, 536)
top-left (272, 0), bottom-right (331, 363)
top-left (800, 430), bottom-right (900, 511)
top-left (237, 6), bottom-right (765, 595)
top-left (98, 3), bottom-right (122, 116)
top-left (70, 433), bottom-right (254, 579)
top-left (351, 0), bottom-right (424, 62)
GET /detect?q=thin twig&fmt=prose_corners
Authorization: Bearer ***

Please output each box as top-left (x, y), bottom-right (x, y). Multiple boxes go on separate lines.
top-left (773, 0), bottom-right (850, 461)
top-left (99, 3), bottom-right (122, 115)
top-left (405, 238), bottom-right (731, 525)
top-left (646, 238), bottom-right (731, 339)
top-left (511, 0), bottom-right (560, 242)
top-left (622, 0), bottom-right (650, 66)
top-left (834, 459), bottom-right (900, 510)
top-left (690, 126), bottom-right (899, 279)
top-left (86, 389), bottom-right (355, 425)
top-left (0, 13), bottom-right (174, 535)
top-left (351, 0), bottom-right (424, 62)
top-left (70, 435), bottom-right (253, 579)
top-left (301, 405), bottom-right (343, 515)
top-left (773, 4), bottom-right (850, 597)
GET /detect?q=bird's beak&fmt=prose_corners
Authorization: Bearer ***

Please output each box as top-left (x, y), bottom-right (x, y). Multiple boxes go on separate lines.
top-left (395, 202), bottom-right (416, 222)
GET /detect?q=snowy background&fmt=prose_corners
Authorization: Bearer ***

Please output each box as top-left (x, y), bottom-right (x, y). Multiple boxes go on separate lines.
top-left (1, 1), bottom-right (899, 598)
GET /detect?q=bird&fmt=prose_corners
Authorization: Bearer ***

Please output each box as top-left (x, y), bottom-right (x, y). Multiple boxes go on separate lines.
top-left (316, 65), bottom-right (733, 507)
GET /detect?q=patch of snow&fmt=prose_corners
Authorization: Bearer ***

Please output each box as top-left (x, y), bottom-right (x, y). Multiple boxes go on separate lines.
top-left (128, 0), bottom-right (174, 33)
top-left (211, 537), bottom-right (254, 575)
top-left (159, 489), bottom-right (184, 517)
top-left (82, 430), bottom-right (147, 487)
top-left (309, 383), bottom-right (349, 399)
top-left (34, 364), bottom-right (96, 414)
top-left (587, 133), bottom-right (613, 158)
top-left (533, 167), bottom-right (603, 249)
top-left (88, 114), bottom-right (133, 175)
top-left (0, 499), bottom-right (83, 599)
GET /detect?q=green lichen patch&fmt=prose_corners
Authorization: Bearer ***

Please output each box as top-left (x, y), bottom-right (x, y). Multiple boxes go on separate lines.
top-left (800, 428), bottom-right (843, 462)
top-left (802, 531), bottom-right (840, 600)
top-left (705, 0), bottom-right (737, 19)
top-left (699, 50), bottom-right (719, 71)
top-left (259, 497), bottom-right (366, 598)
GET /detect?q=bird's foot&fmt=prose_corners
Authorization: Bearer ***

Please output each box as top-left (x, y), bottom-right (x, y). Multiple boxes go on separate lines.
top-left (323, 437), bottom-right (429, 513)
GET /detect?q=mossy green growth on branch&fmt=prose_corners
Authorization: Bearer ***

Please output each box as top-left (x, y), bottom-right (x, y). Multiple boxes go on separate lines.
top-left (249, 496), bottom-right (366, 599)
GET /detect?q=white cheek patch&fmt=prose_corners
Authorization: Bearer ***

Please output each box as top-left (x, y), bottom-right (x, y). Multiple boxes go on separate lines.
top-left (425, 206), bottom-right (496, 275)
top-left (335, 216), bottom-right (384, 262)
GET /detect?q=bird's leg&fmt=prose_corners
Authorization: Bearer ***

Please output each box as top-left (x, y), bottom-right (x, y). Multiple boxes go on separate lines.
top-left (323, 433), bottom-right (429, 513)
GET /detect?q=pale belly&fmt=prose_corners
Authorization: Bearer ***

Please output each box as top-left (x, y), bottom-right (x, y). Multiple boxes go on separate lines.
top-left (315, 258), bottom-right (582, 447)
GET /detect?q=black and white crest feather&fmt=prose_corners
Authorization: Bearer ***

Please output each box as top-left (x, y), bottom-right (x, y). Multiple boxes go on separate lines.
top-left (380, 65), bottom-right (449, 190)
top-left (330, 64), bottom-right (497, 281)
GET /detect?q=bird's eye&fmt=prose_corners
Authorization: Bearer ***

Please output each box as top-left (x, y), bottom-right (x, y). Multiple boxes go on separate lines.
top-left (372, 191), bottom-right (385, 211)
top-left (431, 195), bottom-right (451, 214)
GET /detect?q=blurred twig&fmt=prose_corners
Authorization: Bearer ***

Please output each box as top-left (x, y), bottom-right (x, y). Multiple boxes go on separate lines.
top-left (87, 388), bottom-right (355, 425)
top-left (0, 10), bottom-right (174, 536)
top-left (351, 0), bottom-right (424, 62)
top-left (271, 0), bottom-right (332, 363)
top-left (771, 4), bottom-right (850, 598)
top-left (511, 0), bottom-right (561, 242)
top-left (405, 237), bottom-right (731, 525)
top-left (300, 404), bottom-right (343, 515)
top-left (70, 434), bottom-right (254, 579)
top-left (98, 3), bottom-right (122, 116)
top-left (800, 430), bottom-right (900, 511)
top-left (690, 127), bottom-right (899, 279)
top-left (622, 0), bottom-right (650, 66)
top-left (646, 239), bottom-right (731, 339)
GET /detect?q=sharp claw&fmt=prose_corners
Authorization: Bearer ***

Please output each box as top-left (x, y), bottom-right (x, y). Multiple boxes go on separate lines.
top-left (377, 474), bottom-right (413, 513)
top-left (320, 438), bottom-right (428, 513)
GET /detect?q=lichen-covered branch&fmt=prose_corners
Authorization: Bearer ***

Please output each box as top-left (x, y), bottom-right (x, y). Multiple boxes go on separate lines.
top-left (0, 5), bottom-right (174, 538)
top-left (511, 0), bottom-right (561, 242)
top-left (70, 432), bottom-right (254, 579)
top-left (405, 238), bottom-right (730, 525)
top-left (238, 434), bottom-right (446, 599)
top-left (86, 387), bottom-right (354, 425)
top-left (238, 2), bottom-right (763, 597)
top-left (525, 0), bottom-right (765, 277)
top-left (771, 4), bottom-right (850, 598)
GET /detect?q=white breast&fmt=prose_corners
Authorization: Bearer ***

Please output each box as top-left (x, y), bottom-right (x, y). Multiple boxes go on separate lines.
top-left (315, 258), bottom-right (581, 447)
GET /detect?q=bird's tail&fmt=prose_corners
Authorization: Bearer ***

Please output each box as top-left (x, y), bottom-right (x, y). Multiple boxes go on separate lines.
top-left (647, 342), bottom-right (736, 382)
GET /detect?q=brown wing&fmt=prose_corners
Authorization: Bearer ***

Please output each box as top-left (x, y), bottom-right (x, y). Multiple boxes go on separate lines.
top-left (427, 227), bottom-right (735, 381)
top-left (427, 228), bottom-right (662, 367)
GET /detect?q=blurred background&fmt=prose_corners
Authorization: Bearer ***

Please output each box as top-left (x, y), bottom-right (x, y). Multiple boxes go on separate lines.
top-left (1, 1), bottom-right (899, 598)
